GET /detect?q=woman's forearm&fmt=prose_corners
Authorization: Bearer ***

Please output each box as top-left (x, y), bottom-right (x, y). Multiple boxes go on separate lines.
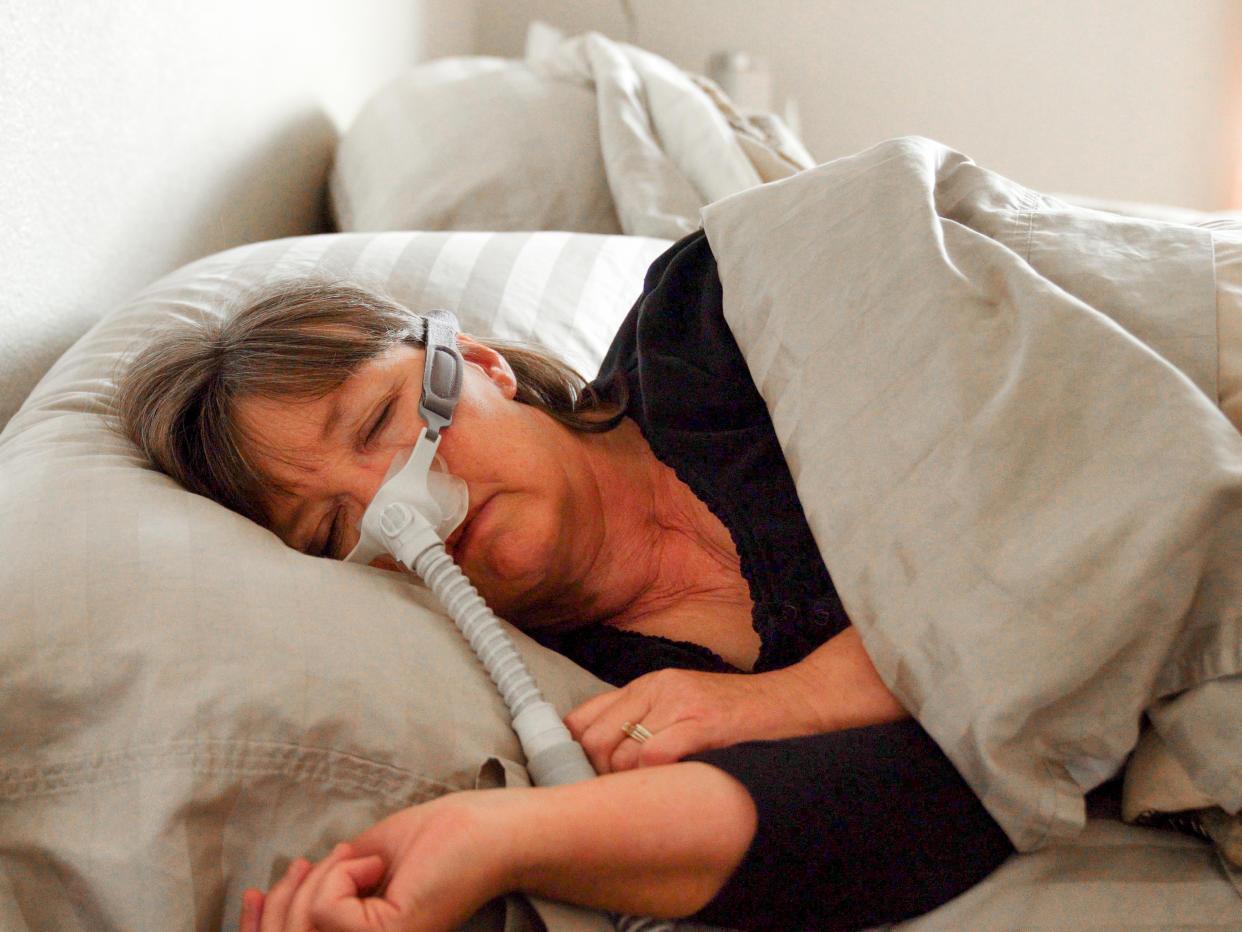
top-left (771, 625), bottom-right (908, 733)
top-left (501, 762), bottom-right (756, 917)
top-left (240, 762), bottom-right (757, 932)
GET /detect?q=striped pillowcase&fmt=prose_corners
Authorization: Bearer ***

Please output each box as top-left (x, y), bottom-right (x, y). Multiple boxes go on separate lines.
top-left (0, 230), bottom-right (670, 932)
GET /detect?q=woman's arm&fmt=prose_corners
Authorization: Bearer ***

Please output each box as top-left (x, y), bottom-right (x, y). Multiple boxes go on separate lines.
top-left (565, 624), bottom-right (907, 773)
top-left (242, 722), bottom-right (1013, 932)
top-left (240, 762), bottom-right (756, 932)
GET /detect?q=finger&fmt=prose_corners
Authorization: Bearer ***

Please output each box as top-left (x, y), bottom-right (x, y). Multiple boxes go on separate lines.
top-left (578, 695), bottom-right (664, 774)
top-left (629, 720), bottom-right (716, 770)
top-left (308, 855), bottom-right (392, 932)
top-left (562, 687), bottom-right (620, 739)
top-left (608, 733), bottom-right (645, 773)
top-left (240, 889), bottom-right (265, 932)
top-left (259, 858), bottom-right (311, 932)
top-left (344, 813), bottom-right (411, 862)
top-left (609, 719), bottom-right (681, 772)
top-left (587, 712), bottom-right (660, 774)
top-left (286, 844), bottom-right (355, 928)
top-left (578, 710), bottom-right (642, 774)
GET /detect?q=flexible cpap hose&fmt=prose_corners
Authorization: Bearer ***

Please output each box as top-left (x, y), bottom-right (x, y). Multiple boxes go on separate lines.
top-left (412, 541), bottom-right (597, 788)
top-left (415, 544), bottom-right (542, 717)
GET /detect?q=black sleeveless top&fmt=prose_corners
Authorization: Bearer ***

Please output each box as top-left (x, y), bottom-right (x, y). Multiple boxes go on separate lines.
top-left (539, 232), bottom-right (1012, 930)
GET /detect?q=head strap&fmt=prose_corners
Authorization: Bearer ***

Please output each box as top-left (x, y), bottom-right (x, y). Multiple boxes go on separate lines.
top-left (417, 309), bottom-right (463, 439)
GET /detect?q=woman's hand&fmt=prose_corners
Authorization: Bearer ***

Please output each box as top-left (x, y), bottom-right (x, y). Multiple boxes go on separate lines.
top-left (565, 667), bottom-right (818, 774)
top-left (238, 794), bottom-right (516, 932)
top-left (565, 626), bottom-right (907, 774)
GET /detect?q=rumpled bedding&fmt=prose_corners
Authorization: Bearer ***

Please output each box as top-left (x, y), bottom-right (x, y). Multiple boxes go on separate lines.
top-left (525, 29), bottom-right (814, 240)
top-left (701, 136), bottom-right (1242, 850)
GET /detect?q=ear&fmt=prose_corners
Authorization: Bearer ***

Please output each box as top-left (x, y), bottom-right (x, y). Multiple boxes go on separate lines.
top-left (457, 334), bottom-right (518, 400)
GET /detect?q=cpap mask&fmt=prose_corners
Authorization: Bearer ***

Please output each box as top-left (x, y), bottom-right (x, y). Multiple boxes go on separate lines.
top-left (345, 309), bottom-right (469, 567)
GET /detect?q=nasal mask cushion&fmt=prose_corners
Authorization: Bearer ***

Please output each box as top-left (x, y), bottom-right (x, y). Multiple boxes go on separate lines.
top-left (346, 309), bottom-right (469, 565)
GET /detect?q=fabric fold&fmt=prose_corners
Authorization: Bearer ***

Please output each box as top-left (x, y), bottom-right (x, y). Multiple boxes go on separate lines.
top-left (527, 30), bottom-right (811, 240)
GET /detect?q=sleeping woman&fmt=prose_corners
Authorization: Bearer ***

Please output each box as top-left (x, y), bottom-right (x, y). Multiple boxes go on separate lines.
top-left (117, 232), bottom-right (1017, 931)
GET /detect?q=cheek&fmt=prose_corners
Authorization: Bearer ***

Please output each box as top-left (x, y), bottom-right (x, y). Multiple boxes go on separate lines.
top-left (484, 524), bottom-right (556, 580)
top-left (436, 397), bottom-right (538, 483)
top-left (461, 501), bottom-right (564, 605)
top-left (434, 433), bottom-right (480, 486)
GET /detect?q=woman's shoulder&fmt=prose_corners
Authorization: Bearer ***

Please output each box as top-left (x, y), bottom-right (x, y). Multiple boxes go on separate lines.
top-left (634, 230), bottom-right (731, 365)
top-left (594, 230), bottom-right (768, 433)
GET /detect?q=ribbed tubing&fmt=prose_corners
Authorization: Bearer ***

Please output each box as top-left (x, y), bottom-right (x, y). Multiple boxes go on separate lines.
top-left (414, 544), bottom-right (543, 719)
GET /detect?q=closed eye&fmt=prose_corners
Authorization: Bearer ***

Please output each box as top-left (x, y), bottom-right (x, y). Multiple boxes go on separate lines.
top-left (313, 506), bottom-right (345, 559)
top-left (363, 400), bottom-right (394, 447)
top-left (326, 508), bottom-right (346, 559)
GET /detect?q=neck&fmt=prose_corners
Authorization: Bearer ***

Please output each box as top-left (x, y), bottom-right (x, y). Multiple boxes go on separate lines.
top-left (517, 417), bottom-right (758, 669)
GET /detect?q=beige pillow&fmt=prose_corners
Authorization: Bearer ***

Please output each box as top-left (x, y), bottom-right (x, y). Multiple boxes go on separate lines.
top-left (330, 58), bottom-right (621, 235)
top-left (0, 229), bottom-right (671, 931)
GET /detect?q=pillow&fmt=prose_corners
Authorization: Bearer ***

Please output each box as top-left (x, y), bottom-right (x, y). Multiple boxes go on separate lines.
top-left (330, 57), bottom-right (621, 235)
top-left (0, 230), bottom-right (671, 931)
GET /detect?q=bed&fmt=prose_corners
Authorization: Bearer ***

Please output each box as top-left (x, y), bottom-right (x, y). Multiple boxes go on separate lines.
top-left (2, 15), bottom-right (1241, 932)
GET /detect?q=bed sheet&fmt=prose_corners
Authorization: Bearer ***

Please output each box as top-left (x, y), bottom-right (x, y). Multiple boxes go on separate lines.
top-left (891, 816), bottom-right (1242, 929)
top-left (704, 136), bottom-right (1242, 853)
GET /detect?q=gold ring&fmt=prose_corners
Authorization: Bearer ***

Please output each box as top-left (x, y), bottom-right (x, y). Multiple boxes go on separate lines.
top-left (621, 721), bottom-right (653, 744)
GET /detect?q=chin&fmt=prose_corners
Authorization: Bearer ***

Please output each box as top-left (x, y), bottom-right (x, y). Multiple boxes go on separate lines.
top-left (465, 536), bottom-right (558, 618)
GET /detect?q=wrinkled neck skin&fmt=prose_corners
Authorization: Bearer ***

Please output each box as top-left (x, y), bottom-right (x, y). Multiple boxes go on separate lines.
top-left (514, 417), bottom-right (759, 671)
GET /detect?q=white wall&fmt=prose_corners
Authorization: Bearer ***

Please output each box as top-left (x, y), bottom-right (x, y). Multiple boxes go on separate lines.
top-left (475, 0), bottom-right (1242, 210)
top-left (0, 0), bottom-right (475, 428)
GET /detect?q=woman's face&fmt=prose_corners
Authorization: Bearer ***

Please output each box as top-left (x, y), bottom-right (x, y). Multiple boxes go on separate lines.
top-left (235, 338), bottom-right (601, 620)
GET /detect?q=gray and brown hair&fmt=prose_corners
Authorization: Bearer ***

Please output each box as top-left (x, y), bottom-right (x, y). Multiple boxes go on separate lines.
top-left (115, 279), bottom-right (622, 528)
